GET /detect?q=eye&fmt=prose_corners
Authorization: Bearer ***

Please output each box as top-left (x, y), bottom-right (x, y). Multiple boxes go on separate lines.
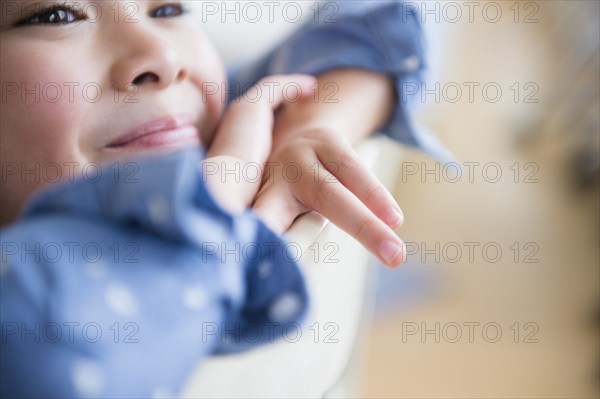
top-left (151, 3), bottom-right (188, 18)
top-left (16, 3), bottom-right (85, 26)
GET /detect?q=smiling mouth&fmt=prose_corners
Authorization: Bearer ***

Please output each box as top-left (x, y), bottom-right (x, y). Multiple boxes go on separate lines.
top-left (107, 115), bottom-right (200, 149)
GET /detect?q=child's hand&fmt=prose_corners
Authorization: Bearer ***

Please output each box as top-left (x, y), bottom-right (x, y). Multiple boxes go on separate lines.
top-left (251, 69), bottom-right (406, 267)
top-left (201, 75), bottom-right (316, 214)
top-left (251, 128), bottom-right (406, 268)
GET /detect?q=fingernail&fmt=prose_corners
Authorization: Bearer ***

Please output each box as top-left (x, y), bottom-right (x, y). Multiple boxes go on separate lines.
top-left (385, 207), bottom-right (404, 227)
top-left (379, 240), bottom-right (403, 266)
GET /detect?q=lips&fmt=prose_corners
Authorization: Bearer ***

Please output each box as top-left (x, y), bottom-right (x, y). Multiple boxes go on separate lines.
top-left (107, 114), bottom-right (200, 149)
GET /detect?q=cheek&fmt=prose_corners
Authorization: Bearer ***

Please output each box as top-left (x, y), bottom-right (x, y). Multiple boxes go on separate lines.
top-left (182, 27), bottom-right (227, 145)
top-left (1, 43), bottom-right (92, 216)
top-left (199, 84), bottom-right (225, 146)
top-left (1, 45), bottom-right (91, 166)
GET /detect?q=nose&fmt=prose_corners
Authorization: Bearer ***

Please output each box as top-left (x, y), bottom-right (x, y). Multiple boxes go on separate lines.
top-left (109, 26), bottom-right (188, 92)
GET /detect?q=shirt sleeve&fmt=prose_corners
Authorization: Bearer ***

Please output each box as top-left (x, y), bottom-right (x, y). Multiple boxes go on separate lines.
top-left (0, 148), bottom-right (308, 398)
top-left (227, 0), bottom-right (454, 162)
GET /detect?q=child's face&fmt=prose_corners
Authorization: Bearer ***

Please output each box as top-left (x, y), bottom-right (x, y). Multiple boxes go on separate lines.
top-left (0, 1), bottom-right (226, 225)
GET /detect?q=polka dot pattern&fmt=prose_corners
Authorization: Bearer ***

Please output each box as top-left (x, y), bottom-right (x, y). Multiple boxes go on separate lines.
top-left (257, 260), bottom-right (272, 278)
top-left (70, 360), bottom-right (105, 397)
top-left (147, 194), bottom-right (171, 227)
top-left (402, 55), bottom-right (420, 72)
top-left (182, 285), bottom-right (209, 311)
top-left (2, 146), bottom-right (309, 394)
top-left (268, 292), bottom-right (302, 323)
top-left (105, 282), bottom-right (138, 317)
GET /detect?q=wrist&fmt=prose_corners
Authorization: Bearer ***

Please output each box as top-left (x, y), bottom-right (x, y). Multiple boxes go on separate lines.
top-left (272, 68), bottom-right (394, 150)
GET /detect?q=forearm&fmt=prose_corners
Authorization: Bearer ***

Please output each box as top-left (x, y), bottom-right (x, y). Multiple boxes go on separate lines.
top-left (228, 1), bottom-right (438, 155)
top-left (272, 68), bottom-right (395, 149)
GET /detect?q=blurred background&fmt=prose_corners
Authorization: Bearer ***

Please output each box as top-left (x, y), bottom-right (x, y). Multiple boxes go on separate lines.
top-left (364, 1), bottom-right (599, 398)
top-left (199, 1), bottom-right (599, 397)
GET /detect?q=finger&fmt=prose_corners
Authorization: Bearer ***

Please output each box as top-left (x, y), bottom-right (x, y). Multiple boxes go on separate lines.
top-left (207, 74), bottom-right (316, 162)
top-left (200, 155), bottom-right (259, 214)
top-left (317, 141), bottom-right (404, 228)
top-left (252, 184), bottom-right (306, 233)
top-left (299, 164), bottom-right (405, 267)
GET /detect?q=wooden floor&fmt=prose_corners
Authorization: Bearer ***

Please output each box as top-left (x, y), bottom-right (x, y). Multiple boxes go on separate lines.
top-left (362, 2), bottom-right (599, 398)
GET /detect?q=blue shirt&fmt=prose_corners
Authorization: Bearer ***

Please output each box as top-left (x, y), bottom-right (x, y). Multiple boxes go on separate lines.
top-left (1, 149), bottom-right (307, 397)
top-left (229, 0), bottom-right (453, 162)
top-left (0, 2), bottom-right (442, 397)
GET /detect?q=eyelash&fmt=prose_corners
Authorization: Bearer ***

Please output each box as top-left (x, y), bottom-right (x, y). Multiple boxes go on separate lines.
top-left (15, 2), bottom-right (189, 27)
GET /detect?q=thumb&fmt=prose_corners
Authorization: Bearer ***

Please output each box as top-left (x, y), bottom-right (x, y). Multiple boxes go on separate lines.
top-left (252, 185), bottom-right (305, 234)
top-left (207, 74), bottom-right (317, 164)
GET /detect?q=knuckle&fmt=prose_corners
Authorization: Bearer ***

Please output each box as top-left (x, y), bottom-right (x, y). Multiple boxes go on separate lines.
top-left (337, 155), bottom-right (359, 174)
top-left (309, 178), bottom-right (337, 210)
top-left (354, 217), bottom-right (377, 242)
top-left (365, 183), bottom-right (387, 204)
